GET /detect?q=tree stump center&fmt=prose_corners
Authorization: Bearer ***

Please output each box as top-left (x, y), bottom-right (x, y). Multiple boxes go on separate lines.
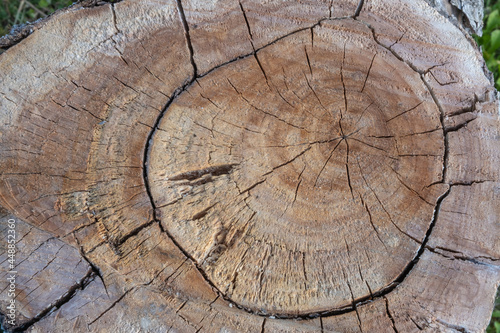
top-left (148, 20), bottom-right (446, 316)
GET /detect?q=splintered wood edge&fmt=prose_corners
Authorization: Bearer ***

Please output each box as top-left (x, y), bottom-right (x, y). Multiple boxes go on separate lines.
top-left (0, 0), bottom-right (498, 331)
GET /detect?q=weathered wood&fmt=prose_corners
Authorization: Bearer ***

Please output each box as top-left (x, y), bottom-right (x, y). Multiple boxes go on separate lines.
top-left (0, 0), bottom-right (498, 332)
top-left (424, 0), bottom-right (484, 34)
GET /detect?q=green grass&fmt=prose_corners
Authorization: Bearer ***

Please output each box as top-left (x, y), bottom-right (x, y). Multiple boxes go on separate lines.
top-left (476, 0), bottom-right (500, 90)
top-left (0, 0), bottom-right (499, 332)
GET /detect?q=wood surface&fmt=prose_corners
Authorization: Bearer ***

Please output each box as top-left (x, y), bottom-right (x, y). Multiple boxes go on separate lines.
top-left (0, 0), bottom-right (498, 332)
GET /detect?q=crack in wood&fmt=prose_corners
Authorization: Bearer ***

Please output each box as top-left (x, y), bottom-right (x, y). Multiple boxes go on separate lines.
top-left (78, 246), bottom-right (109, 298)
top-left (360, 53), bottom-right (376, 93)
top-left (350, 137), bottom-right (390, 154)
top-left (9, 268), bottom-right (95, 332)
top-left (314, 138), bottom-right (345, 187)
top-left (262, 147), bottom-right (311, 177)
top-left (436, 319), bottom-right (470, 333)
top-left (400, 127), bottom-right (441, 137)
top-left (168, 164), bottom-right (236, 181)
top-left (426, 245), bottom-right (499, 267)
top-left (253, 54), bottom-right (271, 86)
top-left (191, 203), bottom-right (218, 221)
top-left (384, 297), bottom-right (399, 333)
top-left (304, 46), bottom-right (313, 76)
top-left (429, 70), bottom-right (458, 86)
top-left (359, 193), bottom-right (389, 250)
top-left (239, 1), bottom-right (254, 46)
top-left (340, 42), bottom-right (348, 118)
top-left (419, 76), bottom-right (449, 183)
top-left (448, 94), bottom-right (478, 117)
top-left (260, 318), bottom-right (266, 333)
top-left (444, 115), bottom-right (478, 133)
top-left (354, 306), bottom-right (364, 333)
top-left (0, 0), bottom-right (122, 50)
top-left (274, 85), bottom-right (296, 109)
top-left (386, 102), bottom-right (424, 122)
top-left (355, 100), bottom-right (375, 126)
top-left (88, 287), bottom-right (134, 327)
top-left (354, 0), bottom-right (365, 18)
top-left (389, 165), bottom-right (434, 206)
top-left (303, 71), bottom-right (328, 113)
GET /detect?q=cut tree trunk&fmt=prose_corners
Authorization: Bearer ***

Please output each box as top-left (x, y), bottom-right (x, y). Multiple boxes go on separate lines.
top-left (0, 0), bottom-right (499, 332)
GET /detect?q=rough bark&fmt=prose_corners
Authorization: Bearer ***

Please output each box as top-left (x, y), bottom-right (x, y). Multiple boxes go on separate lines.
top-left (0, 0), bottom-right (498, 332)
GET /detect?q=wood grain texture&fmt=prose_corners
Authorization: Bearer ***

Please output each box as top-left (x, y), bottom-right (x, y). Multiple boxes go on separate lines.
top-left (149, 18), bottom-right (447, 315)
top-left (0, 0), bottom-right (498, 332)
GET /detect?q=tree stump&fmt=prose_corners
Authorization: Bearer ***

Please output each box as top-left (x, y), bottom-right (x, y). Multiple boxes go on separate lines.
top-left (0, 0), bottom-right (499, 332)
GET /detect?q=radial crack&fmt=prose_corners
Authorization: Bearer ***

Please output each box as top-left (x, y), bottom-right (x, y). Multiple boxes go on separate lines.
top-left (12, 268), bottom-right (95, 332)
top-left (354, 306), bottom-right (364, 333)
top-left (168, 164), bottom-right (236, 181)
top-left (78, 245), bottom-right (109, 297)
top-left (132, 12), bottom-right (462, 322)
top-left (360, 53), bottom-right (376, 93)
top-left (304, 46), bottom-right (313, 76)
top-left (303, 72), bottom-right (328, 112)
top-left (293, 178), bottom-right (303, 206)
top-left (444, 116), bottom-right (477, 133)
top-left (314, 139), bottom-right (344, 187)
top-left (389, 166), bottom-right (434, 206)
top-left (263, 146), bottom-right (311, 176)
top-left (227, 78), bottom-right (307, 131)
top-left (386, 102), bottom-right (424, 122)
top-left (345, 139), bottom-right (355, 199)
top-left (359, 193), bottom-right (388, 250)
top-left (175, 0), bottom-right (198, 77)
top-left (350, 137), bottom-right (389, 153)
top-left (355, 101), bottom-right (375, 125)
top-left (88, 287), bottom-right (134, 326)
top-left (340, 42), bottom-right (348, 116)
top-left (239, 1), bottom-right (254, 47)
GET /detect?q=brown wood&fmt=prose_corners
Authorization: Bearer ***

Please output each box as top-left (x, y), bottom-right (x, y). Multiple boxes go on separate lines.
top-left (0, 0), bottom-right (498, 332)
